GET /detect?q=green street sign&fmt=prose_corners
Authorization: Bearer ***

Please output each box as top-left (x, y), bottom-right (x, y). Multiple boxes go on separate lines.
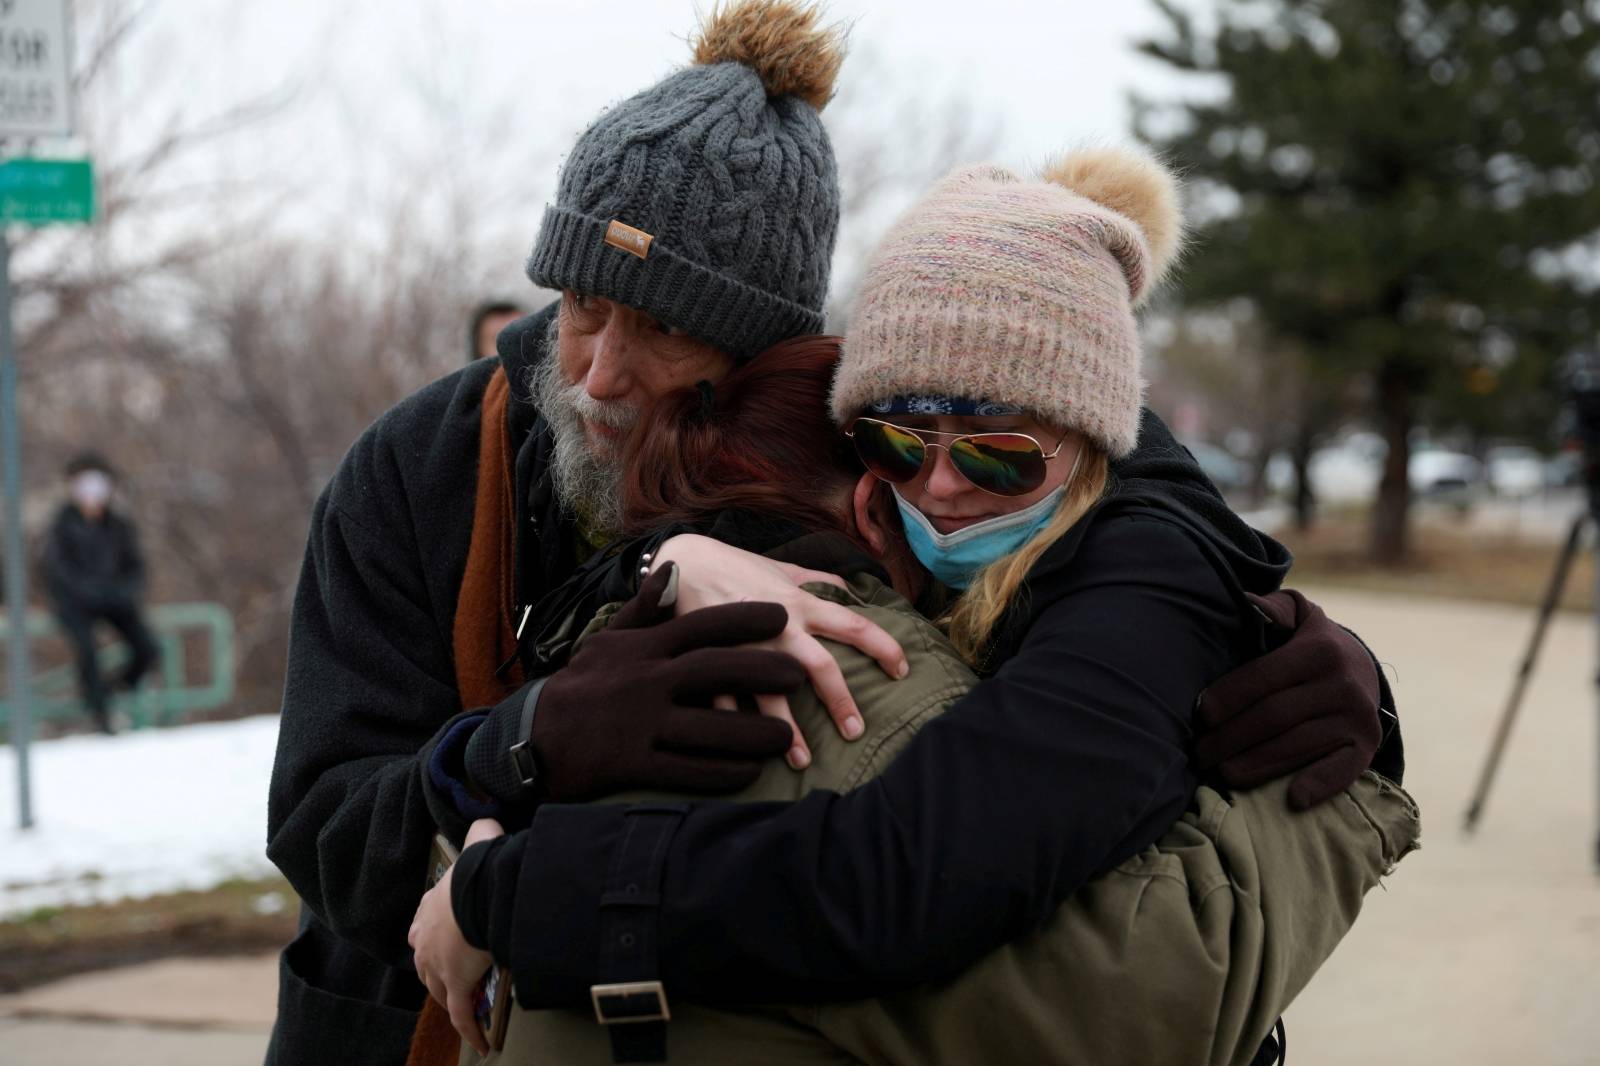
top-left (0, 158), bottom-right (94, 226)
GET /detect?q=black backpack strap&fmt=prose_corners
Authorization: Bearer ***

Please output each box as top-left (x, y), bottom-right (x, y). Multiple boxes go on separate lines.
top-left (591, 804), bottom-right (687, 1063)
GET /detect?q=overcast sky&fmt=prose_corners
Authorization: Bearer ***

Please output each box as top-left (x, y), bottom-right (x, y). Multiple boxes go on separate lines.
top-left (143, 0), bottom-right (1188, 155)
top-left (101, 1), bottom-right (1207, 298)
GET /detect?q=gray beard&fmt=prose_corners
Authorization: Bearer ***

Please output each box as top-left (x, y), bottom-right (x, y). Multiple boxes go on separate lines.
top-left (527, 317), bottom-right (638, 542)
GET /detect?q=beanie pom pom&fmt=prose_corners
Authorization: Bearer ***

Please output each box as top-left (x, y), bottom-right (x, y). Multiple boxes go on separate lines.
top-left (691, 0), bottom-right (849, 111)
top-left (1041, 145), bottom-right (1184, 293)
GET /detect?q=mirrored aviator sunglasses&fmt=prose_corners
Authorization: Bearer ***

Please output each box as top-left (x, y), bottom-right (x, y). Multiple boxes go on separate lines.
top-left (846, 417), bottom-right (1062, 498)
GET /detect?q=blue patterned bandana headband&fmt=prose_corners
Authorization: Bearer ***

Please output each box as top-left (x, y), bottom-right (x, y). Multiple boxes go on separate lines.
top-left (866, 394), bottom-right (1024, 417)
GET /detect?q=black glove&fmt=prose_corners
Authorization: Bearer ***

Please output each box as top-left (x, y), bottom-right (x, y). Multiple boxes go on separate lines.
top-left (1194, 588), bottom-right (1383, 810)
top-left (468, 562), bottom-right (801, 804)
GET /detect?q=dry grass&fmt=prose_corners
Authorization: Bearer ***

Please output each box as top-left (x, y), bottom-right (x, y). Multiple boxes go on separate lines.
top-left (0, 875), bottom-right (298, 993)
top-left (1276, 515), bottom-right (1595, 614)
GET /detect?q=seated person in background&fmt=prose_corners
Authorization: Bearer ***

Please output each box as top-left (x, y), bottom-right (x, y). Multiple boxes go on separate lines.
top-left (41, 451), bottom-right (159, 735)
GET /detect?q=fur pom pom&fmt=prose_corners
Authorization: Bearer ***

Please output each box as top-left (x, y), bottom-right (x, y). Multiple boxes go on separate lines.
top-left (1041, 145), bottom-right (1184, 289)
top-left (691, 1), bottom-right (848, 111)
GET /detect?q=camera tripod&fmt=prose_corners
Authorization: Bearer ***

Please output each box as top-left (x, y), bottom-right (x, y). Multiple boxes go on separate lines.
top-left (1462, 502), bottom-right (1600, 868)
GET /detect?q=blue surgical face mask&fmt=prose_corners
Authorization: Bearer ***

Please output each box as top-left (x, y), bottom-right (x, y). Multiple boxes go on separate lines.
top-left (893, 486), bottom-right (1066, 590)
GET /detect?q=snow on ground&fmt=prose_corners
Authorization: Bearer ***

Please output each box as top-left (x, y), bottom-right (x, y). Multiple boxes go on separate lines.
top-left (0, 716), bottom-right (281, 918)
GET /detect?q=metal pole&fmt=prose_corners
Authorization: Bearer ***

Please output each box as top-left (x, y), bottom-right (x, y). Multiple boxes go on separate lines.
top-left (1592, 493), bottom-right (1600, 870)
top-left (1463, 512), bottom-right (1586, 832)
top-left (0, 231), bottom-right (34, 830)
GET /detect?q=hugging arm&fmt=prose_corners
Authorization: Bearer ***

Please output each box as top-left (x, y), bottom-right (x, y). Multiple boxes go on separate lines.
top-left (264, 418), bottom-right (671, 965)
top-left (810, 775), bottom-right (1420, 1066)
top-left (1195, 588), bottom-right (1397, 807)
top-left (467, 515), bottom-right (1242, 1007)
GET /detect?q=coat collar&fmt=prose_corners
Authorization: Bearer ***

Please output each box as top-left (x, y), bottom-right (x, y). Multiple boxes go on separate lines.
top-left (497, 300), bottom-right (579, 615)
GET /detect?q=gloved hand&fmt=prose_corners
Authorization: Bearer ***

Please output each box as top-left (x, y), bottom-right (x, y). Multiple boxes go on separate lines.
top-left (1194, 588), bottom-right (1383, 810)
top-left (528, 562), bottom-right (802, 800)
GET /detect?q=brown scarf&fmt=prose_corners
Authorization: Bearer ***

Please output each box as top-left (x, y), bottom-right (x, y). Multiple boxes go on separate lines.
top-left (406, 365), bottom-right (525, 1066)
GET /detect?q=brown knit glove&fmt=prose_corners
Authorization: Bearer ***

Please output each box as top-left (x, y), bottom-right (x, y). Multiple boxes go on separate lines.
top-left (528, 562), bottom-right (801, 801)
top-left (1194, 588), bottom-right (1382, 810)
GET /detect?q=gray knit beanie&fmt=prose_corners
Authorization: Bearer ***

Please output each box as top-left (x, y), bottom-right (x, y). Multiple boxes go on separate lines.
top-left (527, 1), bottom-right (845, 360)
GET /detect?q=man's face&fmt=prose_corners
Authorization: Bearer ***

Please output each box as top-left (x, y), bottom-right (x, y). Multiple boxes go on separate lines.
top-left (556, 291), bottom-right (734, 450)
top-left (533, 291), bottom-right (735, 538)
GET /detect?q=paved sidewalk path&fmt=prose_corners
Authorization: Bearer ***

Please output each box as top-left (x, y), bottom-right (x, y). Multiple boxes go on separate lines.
top-left (0, 1017), bottom-right (269, 1066)
top-left (1284, 586), bottom-right (1600, 1065)
top-left (0, 955), bottom-right (274, 1066)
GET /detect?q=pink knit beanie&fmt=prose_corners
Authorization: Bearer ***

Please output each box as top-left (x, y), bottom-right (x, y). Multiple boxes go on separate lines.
top-left (830, 146), bottom-right (1184, 458)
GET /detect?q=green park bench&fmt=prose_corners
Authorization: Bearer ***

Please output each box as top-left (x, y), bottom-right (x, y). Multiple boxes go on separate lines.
top-left (0, 602), bottom-right (235, 733)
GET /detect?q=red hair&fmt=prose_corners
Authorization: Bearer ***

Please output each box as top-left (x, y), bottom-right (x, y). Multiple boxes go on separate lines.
top-left (620, 337), bottom-right (928, 598)
top-left (620, 335), bottom-right (862, 540)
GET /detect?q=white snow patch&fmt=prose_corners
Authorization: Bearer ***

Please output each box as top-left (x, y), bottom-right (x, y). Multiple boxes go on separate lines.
top-left (0, 715), bottom-right (282, 918)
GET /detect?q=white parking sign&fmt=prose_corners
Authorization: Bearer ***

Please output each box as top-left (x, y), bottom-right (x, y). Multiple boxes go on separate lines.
top-left (0, 0), bottom-right (71, 138)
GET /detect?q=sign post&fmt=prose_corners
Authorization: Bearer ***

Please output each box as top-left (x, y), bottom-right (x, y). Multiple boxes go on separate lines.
top-left (1, 0), bottom-right (81, 832)
top-left (1, 226), bottom-right (28, 830)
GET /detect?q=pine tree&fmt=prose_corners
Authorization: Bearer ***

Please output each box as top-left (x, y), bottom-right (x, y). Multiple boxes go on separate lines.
top-left (1137, 0), bottom-right (1600, 561)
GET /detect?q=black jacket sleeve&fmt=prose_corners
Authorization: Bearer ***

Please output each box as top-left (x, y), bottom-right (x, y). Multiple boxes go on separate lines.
top-left (40, 516), bottom-right (68, 598)
top-left (41, 512), bottom-right (94, 607)
top-left (265, 363), bottom-right (503, 967)
top-left (265, 492), bottom-right (468, 965)
top-left (112, 515), bottom-right (147, 603)
top-left (482, 513), bottom-right (1249, 1007)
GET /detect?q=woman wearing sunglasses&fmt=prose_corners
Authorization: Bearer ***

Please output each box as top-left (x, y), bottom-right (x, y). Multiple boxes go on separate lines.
top-left (417, 147), bottom-right (1405, 1062)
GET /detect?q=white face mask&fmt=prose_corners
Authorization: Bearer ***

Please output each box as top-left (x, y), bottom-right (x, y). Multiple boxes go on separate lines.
top-left (71, 471), bottom-right (112, 510)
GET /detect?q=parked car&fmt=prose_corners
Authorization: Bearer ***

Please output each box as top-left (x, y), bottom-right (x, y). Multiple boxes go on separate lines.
top-left (1264, 432), bottom-right (1383, 505)
top-left (1266, 434), bottom-right (1493, 506)
top-left (1408, 447), bottom-right (1481, 501)
top-left (1484, 446), bottom-right (1546, 498)
top-left (1544, 451), bottom-right (1585, 489)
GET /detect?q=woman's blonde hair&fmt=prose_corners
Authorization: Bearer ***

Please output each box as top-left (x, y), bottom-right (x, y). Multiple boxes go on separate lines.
top-left (943, 447), bottom-right (1112, 667)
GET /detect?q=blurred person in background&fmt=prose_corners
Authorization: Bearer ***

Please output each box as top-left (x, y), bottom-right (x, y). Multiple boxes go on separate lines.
top-left (266, 3), bottom-right (1391, 1064)
top-left (40, 452), bottom-right (158, 735)
top-left (468, 300), bottom-right (526, 363)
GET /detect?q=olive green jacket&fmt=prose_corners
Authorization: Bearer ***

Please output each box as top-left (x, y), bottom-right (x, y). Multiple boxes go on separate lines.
top-left (467, 574), bottom-right (1420, 1066)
